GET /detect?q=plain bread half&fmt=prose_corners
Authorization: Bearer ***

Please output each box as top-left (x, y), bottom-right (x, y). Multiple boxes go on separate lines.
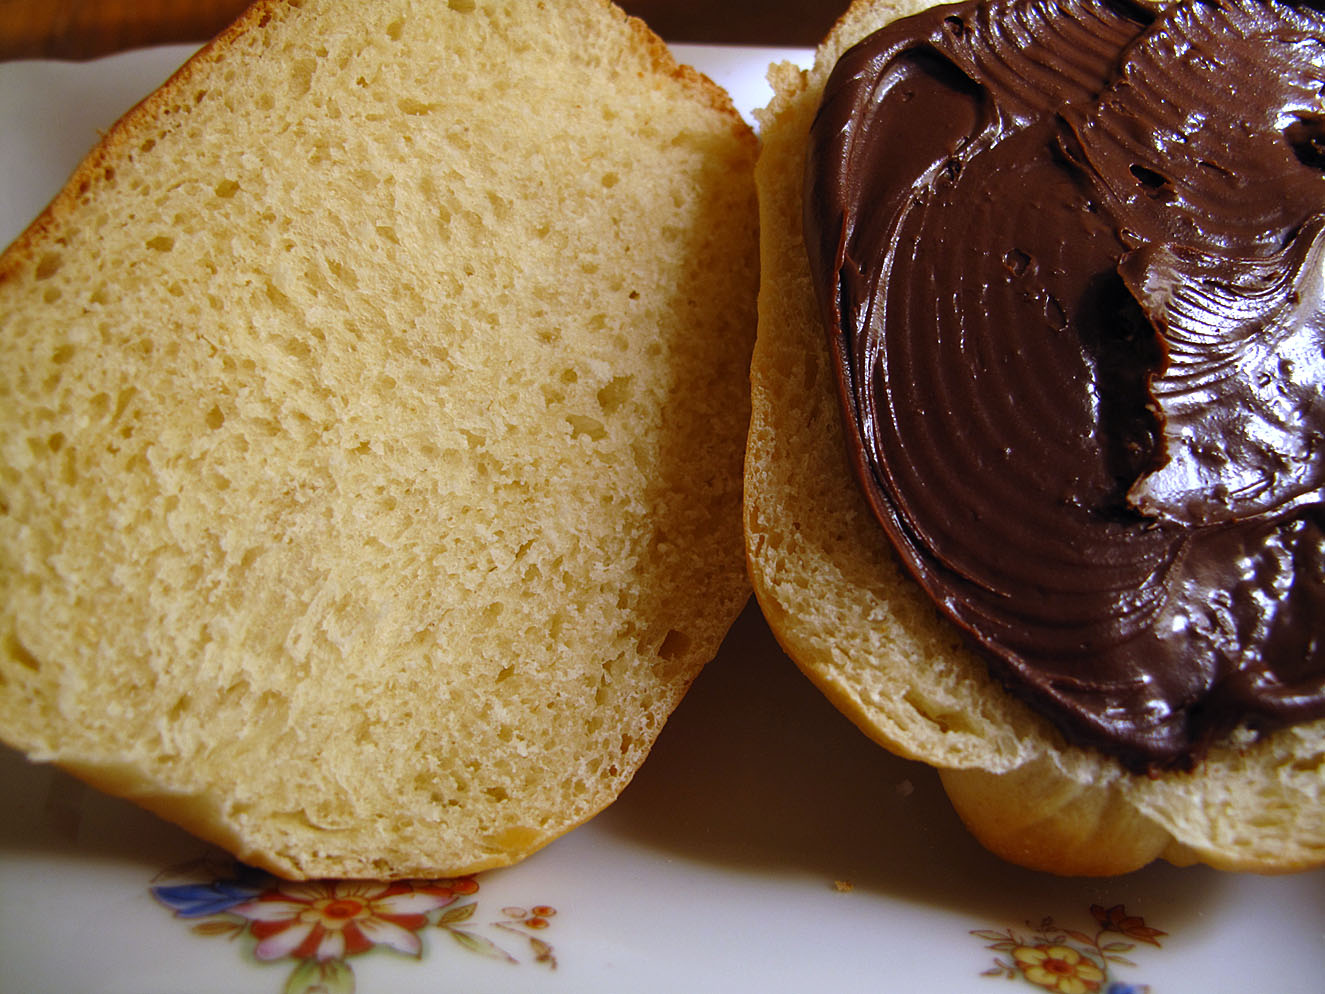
top-left (0, 0), bottom-right (759, 879)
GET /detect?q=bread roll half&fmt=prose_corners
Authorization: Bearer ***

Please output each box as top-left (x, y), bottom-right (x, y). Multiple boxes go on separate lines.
top-left (0, 0), bottom-right (758, 879)
top-left (746, 0), bottom-right (1325, 875)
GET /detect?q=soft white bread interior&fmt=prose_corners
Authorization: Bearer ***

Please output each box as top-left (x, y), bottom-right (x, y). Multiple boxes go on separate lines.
top-left (0, 0), bottom-right (758, 879)
top-left (745, 0), bottom-right (1325, 876)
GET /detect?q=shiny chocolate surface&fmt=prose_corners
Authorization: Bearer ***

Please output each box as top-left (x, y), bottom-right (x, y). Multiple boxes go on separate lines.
top-left (805, 0), bottom-right (1325, 768)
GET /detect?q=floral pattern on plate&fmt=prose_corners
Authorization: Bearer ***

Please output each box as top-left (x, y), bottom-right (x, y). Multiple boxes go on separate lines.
top-left (151, 857), bottom-right (556, 994)
top-left (973, 904), bottom-right (1166, 994)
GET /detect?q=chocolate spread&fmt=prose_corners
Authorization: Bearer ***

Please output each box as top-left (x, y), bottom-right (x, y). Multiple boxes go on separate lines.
top-left (805, 0), bottom-right (1325, 769)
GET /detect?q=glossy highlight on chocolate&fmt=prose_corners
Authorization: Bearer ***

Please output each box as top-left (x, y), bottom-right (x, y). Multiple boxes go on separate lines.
top-left (804, 0), bottom-right (1325, 769)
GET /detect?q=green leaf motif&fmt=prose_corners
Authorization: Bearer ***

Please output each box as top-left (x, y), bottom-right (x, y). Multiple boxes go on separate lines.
top-left (190, 918), bottom-right (244, 938)
top-left (438, 902), bottom-right (477, 926)
top-left (529, 937), bottom-right (556, 967)
top-left (447, 928), bottom-right (516, 963)
top-left (283, 958), bottom-right (355, 994)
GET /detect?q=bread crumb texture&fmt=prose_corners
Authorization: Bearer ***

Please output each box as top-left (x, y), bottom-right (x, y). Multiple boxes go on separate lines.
top-left (745, 0), bottom-right (1324, 875)
top-left (0, 0), bottom-right (757, 879)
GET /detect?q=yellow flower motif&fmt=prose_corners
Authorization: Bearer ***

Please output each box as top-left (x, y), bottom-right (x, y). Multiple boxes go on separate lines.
top-left (1012, 944), bottom-right (1105, 994)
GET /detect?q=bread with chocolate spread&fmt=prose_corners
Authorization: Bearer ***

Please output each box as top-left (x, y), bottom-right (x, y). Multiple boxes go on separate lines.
top-left (0, 0), bottom-right (758, 879)
top-left (746, 0), bottom-right (1325, 874)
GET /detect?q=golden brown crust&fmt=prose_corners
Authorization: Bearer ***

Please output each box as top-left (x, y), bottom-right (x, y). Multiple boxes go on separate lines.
top-left (614, 0), bottom-right (757, 139)
top-left (0, 1), bottom-right (270, 288)
top-left (938, 765), bottom-right (1182, 877)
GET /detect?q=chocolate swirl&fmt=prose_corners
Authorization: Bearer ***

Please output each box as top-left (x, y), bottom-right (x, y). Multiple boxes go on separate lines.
top-left (805, 0), bottom-right (1325, 769)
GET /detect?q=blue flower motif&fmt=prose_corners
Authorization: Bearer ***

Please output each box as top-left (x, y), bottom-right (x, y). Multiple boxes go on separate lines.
top-left (1106, 983), bottom-right (1149, 994)
top-left (151, 875), bottom-right (266, 918)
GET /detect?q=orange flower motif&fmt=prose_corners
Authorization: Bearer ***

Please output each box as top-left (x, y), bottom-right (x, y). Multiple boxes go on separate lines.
top-left (1012, 944), bottom-right (1105, 994)
top-left (1090, 904), bottom-right (1167, 946)
top-left (231, 879), bottom-right (462, 962)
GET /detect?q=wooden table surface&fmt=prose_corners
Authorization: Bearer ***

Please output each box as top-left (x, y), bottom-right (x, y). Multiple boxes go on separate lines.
top-left (0, 0), bottom-right (846, 61)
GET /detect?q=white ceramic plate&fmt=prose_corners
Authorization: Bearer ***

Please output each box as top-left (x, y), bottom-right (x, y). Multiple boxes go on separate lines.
top-left (1, 41), bottom-right (1323, 994)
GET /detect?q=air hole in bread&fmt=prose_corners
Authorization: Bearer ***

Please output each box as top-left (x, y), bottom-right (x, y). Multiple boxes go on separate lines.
top-left (111, 387), bottom-right (137, 423)
top-left (59, 449), bottom-right (78, 484)
top-left (486, 191), bottom-right (511, 220)
top-left (3, 633), bottom-right (40, 672)
top-left (1292, 751), bottom-right (1325, 773)
top-left (548, 613), bottom-right (566, 641)
top-left (325, 257), bottom-right (357, 289)
top-left (567, 414), bottom-right (606, 440)
top-left (290, 59), bottom-right (315, 99)
top-left (398, 97), bottom-right (437, 116)
top-left (279, 335), bottom-right (311, 361)
top-left (264, 282), bottom-right (292, 311)
top-left (596, 376), bottom-right (632, 414)
top-left (34, 253), bottom-right (62, 281)
top-left (903, 688), bottom-right (978, 735)
top-left (1247, 806), bottom-right (1291, 830)
top-left (448, 0), bottom-right (477, 12)
top-left (168, 694), bottom-right (193, 721)
top-left (657, 628), bottom-right (691, 660)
